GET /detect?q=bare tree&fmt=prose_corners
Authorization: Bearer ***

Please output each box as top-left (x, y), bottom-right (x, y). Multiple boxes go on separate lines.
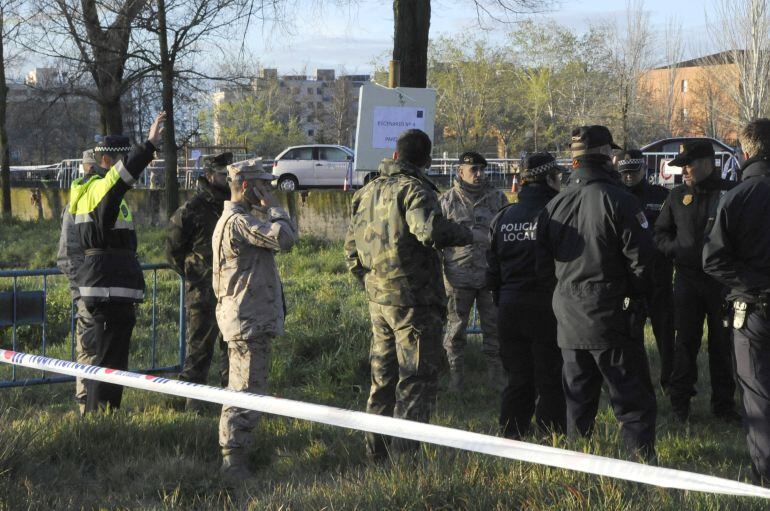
top-left (602, 0), bottom-right (654, 147)
top-left (708, 0), bottom-right (770, 123)
top-left (662, 17), bottom-right (685, 136)
top-left (0, 0), bottom-right (25, 219)
top-left (30, 0), bottom-right (151, 135)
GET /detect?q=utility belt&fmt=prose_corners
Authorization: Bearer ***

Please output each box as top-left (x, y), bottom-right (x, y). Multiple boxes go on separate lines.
top-left (731, 300), bottom-right (769, 329)
top-left (84, 248), bottom-right (134, 257)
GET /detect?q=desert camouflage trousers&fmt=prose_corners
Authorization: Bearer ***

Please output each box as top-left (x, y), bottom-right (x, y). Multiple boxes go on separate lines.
top-left (365, 301), bottom-right (444, 457)
top-left (442, 282), bottom-right (500, 370)
top-left (218, 336), bottom-right (272, 450)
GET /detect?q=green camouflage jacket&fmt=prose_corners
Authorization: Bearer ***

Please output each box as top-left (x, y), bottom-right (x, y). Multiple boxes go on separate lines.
top-left (439, 179), bottom-right (509, 289)
top-left (344, 158), bottom-right (473, 307)
top-left (166, 177), bottom-right (230, 307)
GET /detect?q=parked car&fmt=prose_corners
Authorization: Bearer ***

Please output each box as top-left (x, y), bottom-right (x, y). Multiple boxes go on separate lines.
top-left (271, 145), bottom-right (354, 191)
top-left (640, 137), bottom-right (738, 186)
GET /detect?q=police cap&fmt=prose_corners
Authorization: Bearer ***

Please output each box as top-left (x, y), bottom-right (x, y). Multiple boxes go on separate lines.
top-left (617, 149), bottom-right (646, 173)
top-left (570, 125), bottom-right (622, 152)
top-left (668, 139), bottom-right (715, 167)
top-left (521, 152), bottom-right (566, 179)
top-left (94, 135), bottom-right (131, 154)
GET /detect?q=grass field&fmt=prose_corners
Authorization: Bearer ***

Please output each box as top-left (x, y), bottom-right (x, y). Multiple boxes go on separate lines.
top-left (0, 218), bottom-right (767, 510)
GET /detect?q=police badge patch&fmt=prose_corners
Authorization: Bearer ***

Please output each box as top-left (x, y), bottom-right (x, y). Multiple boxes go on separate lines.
top-left (683, 194), bottom-right (693, 205)
top-left (636, 212), bottom-right (649, 229)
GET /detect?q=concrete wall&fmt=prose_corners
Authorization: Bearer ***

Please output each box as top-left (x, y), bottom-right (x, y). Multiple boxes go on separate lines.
top-left (9, 186), bottom-right (515, 241)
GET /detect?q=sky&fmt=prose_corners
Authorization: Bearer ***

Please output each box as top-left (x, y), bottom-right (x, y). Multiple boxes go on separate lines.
top-left (242, 0), bottom-right (715, 75)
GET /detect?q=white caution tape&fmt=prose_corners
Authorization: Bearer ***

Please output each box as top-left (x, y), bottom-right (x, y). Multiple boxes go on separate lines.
top-left (2, 348), bottom-right (769, 499)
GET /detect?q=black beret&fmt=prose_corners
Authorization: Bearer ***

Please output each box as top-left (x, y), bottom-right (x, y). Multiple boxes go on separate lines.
top-left (94, 135), bottom-right (131, 154)
top-left (617, 149), bottom-right (646, 173)
top-left (458, 151), bottom-right (487, 167)
top-left (570, 125), bottom-right (621, 151)
top-left (203, 152), bottom-right (234, 173)
top-left (669, 140), bottom-right (715, 167)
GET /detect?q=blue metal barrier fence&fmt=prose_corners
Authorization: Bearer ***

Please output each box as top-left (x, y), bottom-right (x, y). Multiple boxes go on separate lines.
top-left (0, 263), bottom-right (186, 388)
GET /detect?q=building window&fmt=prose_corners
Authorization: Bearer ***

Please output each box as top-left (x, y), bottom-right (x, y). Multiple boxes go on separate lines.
top-left (317, 88), bottom-right (322, 94)
top-left (307, 87), bottom-right (313, 94)
top-left (308, 129), bottom-right (315, 136)
top-left (681, 79), bottom-right (688, 93)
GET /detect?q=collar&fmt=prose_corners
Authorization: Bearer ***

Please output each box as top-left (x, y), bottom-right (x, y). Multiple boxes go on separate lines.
top-left (518, 182), bottom-right (559, 202)
top-left (377, 158), bottom-right (438, 192)
top-left (197, 176), bottom-right (230, 203)
top-left (223, 201), bottom-right (250, 214)
top-left (569, 154), bottom-right (616, 186)
top-left (740, 156), bottom-right (770, 180)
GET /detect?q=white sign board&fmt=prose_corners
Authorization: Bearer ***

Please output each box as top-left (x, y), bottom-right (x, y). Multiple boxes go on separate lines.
top-left (354, 84), bottom-right (437, 175)
top-left (659, 158), bottom-right (681, 186)
top-left (372, 107), bottom-right (427, 148)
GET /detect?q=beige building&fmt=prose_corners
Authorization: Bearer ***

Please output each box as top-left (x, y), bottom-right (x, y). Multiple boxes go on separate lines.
top-left (211, 68), bottom-right (369, 150)
top-left (639, 52), bottom-right (741, 144)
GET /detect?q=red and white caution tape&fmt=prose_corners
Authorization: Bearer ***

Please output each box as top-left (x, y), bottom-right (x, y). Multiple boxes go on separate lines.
top-left (2, 348), bottom-right (769, 499)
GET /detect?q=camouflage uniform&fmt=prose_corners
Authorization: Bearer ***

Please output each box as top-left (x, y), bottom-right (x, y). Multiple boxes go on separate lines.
top-left (439, 179), bottom-right (508, 383)
top-left (213, 194), bottom-right (296, 453)
top-left (166, 176), bottom-right (230, 387)
top-left (344, 158), bottom-right (473, 457)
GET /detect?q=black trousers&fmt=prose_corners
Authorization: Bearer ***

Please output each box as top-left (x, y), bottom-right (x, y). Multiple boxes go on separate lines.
top-left (650, 259), bottom-right (675, 389)
top-left (733, 310), bottom-right (770, 484)
top-left (84, 302), bottom-right (136, 411)
top-left (562, 342), bottom-right (657, 459)
top-left (498, 300), bottom-right (565, 439)
top-left (179, 305), bottom-right (229, 387)
top-left (669, 273), bottom-right (735, 414)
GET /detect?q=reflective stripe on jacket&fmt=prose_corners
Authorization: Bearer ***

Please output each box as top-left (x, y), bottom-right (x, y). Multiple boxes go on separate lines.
top-left (69, 141), bottom-right (156, 306)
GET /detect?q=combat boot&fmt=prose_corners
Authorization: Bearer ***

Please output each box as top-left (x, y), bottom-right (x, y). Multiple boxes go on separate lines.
top-left (448, 367), bottom-right (465, 392)
top-left (220, 448), bottom-right (253, 484)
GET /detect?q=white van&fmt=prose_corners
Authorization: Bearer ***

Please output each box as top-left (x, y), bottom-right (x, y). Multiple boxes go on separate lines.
top-left (272, 144), bottom-right (354, 191)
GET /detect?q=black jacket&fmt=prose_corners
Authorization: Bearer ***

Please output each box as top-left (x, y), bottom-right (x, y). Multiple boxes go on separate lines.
top-left (486, 183), bottom-right (558, 305)
top-left (627, 180), bottom-right (669, 228)
top-left (537, 154), bottom-right (654, 349)
top-left (653, 171), bottom-right (735, 280)
top-left (704, 157), bottom-right (770, 302)
top-left (70, 141), bottom-right (156, 307)
top-left (166, 176), bottom-right (230, 307)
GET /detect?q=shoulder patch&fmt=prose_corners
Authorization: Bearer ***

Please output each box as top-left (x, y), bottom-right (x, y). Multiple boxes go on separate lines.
top-left (636, 211), bottom-right (649, 229)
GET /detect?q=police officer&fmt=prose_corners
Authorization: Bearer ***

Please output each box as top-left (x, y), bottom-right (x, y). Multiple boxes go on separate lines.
top-left (653, 140), bottom-right (739, 422)
top-left (617, 149), bottom-right (675, 392)
top-left (69, 112), bottom-right (166, 413)
top-left (344, 129), bottom-right (472, 460)
top-left (439, 151), bottom-right (508, 391)
top-left (538, 125), bottom-right (657, 460)
top-left (213, 159), bottom-right (296, 481)
top-left (487, 152), bottom-right (566, 439)
top-left (166, 152), bottom-right (232, 412)
top-left (704, 118), bottom-right (770, 485)
top-left (57, 149), bottom-right (100, 415)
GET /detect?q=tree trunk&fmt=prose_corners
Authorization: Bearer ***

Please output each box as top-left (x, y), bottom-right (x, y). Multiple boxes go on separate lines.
top-left (157, 0), bottom-right (178, 217)
top-left (100, 95), bottom-right (125, 135)
top-left (393, 0), bottom-right (430, 88)
top-left (0, 11), bottom-right (10, 220)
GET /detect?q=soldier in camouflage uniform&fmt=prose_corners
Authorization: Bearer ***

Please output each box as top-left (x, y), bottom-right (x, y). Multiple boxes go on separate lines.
top-left (166, 152), bottom-right (232, 411)
top-left (344, 129), bottom-right (473, 459)
top-left (57, 149), bottom-right (100, 415)
top-left (439, 151), bottom-right (509, 391)
top-left (212, 159), bottom-right (296, 481)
